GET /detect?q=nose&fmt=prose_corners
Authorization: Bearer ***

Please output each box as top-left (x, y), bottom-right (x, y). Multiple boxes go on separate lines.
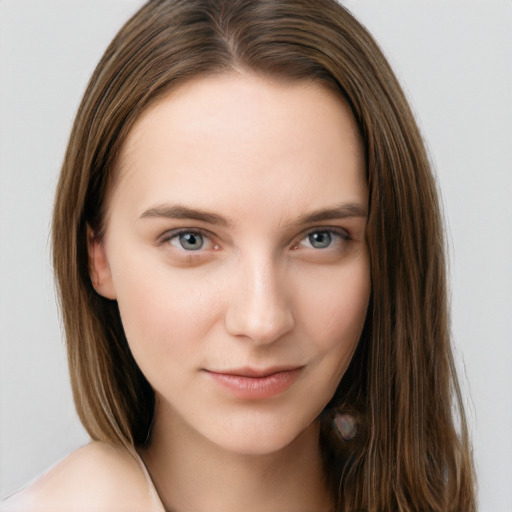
top-left (224, 256), bottom-right (295, 345)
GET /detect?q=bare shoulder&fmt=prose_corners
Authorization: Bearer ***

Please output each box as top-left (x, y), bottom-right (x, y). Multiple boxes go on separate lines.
top-left (0, 441), bottom-right (156, 512)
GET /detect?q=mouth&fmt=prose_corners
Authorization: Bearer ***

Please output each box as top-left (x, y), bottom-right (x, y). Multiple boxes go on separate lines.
top-left (209, 366), bottom-right (302, 378)
top-left (203, 366), bottom-right (303, 399)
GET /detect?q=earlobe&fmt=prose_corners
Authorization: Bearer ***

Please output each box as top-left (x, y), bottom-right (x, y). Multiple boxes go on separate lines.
top-left (86, 225), bottom-right (117, 300)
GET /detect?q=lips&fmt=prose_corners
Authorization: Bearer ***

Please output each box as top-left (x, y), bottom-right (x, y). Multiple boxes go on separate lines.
top-left (211, 366), bottom-right (302, 378)
top-left (204, 366), bottom-right (303, 399)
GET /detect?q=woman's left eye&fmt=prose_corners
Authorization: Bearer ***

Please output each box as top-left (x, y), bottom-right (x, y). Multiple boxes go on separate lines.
top-left (297, 229), bottom-right (348, 250)
top-left (167, 231), bottom-right (213, 251)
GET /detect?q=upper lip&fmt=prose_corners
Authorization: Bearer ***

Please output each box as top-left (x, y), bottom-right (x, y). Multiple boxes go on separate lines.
top-left (206, 366), bottom-right (303, 378)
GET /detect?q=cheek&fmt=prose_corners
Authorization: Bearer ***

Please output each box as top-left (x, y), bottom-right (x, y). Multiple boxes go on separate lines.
top-left (300, 258), bottom-right (370, 353)
top-left (109, 252), bottom-right (223, 368)
top-left (310, 268), bottom-right (370, 404)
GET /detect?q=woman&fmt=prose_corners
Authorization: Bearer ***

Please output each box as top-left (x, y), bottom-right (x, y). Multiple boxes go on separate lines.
top-left (1, 0), bottom-right (476, 511)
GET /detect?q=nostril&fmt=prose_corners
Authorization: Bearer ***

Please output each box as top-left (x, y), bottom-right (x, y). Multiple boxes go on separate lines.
top-left (225, 306), bottom-right (295, 344)
top-left (224, 289), bottom-right (295, 344)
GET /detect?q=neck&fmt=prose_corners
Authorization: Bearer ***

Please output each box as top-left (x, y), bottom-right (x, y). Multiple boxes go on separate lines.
top-left (139, 404), bottom-right (334, 512)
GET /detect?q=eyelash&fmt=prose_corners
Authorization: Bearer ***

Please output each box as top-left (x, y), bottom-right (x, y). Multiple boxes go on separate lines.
top-left (159, 227), bottom-right (351, 254)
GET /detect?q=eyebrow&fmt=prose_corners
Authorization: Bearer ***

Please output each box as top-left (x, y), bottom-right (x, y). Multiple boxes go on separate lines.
top-left (140, 204), bottom-right (232, 227)
top-left (291, 203), bottom-right (368, 227)
top-left (139, 202), bottom-right (367, 228)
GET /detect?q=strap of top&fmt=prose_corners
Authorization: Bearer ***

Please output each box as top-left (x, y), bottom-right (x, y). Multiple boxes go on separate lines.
top-left (133, 450), bottom-right (167, 512)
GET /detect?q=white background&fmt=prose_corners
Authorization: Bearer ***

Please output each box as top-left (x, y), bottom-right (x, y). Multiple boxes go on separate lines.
top-left (1, 1), bottom-right (511, 510)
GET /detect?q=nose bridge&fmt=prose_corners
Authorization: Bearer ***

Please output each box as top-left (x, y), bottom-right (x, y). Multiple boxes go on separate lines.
top-left (225, 251), bottom-right (295, 344)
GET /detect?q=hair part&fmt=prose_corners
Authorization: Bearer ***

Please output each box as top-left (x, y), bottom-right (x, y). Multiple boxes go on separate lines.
top-left (52, 1), bottom-right (476, 510)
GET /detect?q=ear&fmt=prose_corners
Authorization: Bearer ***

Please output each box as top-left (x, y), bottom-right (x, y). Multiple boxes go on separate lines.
top-left (87, 225), bottom-right (117, 300)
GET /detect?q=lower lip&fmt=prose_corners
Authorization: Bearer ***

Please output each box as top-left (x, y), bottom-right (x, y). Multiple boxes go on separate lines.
top-left (205, 368), bottom-right (302, 399)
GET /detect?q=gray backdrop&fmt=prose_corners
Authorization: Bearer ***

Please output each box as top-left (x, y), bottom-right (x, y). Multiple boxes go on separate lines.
top-left (1, 1), bottom-right (511, 510)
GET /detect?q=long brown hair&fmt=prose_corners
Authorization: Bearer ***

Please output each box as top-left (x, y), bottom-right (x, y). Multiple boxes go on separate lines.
top-left (52, 1), bottom-right (476, 510)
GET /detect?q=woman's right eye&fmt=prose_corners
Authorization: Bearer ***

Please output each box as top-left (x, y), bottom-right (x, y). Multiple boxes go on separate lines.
top-left (167, 231), bottom-right (213, 251)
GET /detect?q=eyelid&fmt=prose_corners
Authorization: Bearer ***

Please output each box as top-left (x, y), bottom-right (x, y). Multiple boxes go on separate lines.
top-left (307, 226), bottom-right (350, 238)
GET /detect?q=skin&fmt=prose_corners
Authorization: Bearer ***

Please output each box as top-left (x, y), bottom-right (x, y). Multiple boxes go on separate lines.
top-left (2, 73), bottom-right (370, 512)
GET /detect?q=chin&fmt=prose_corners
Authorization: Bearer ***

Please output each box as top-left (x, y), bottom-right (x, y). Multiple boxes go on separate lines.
top-left (202, 413), bottom-right (320, 457)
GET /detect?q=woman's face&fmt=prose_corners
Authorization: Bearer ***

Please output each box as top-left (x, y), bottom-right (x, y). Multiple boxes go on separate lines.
top-left (90, 73), bottom-right (370, 455)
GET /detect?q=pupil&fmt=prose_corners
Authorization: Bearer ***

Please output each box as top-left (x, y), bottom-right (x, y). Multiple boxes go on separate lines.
top-left (180, 232), bottom-right (203, 250)
top-left (309, 231), bottom-right (331, 249)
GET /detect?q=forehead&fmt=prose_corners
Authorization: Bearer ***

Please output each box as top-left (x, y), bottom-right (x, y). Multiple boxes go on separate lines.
top-left (109, 72), bottom-right (366, 225)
